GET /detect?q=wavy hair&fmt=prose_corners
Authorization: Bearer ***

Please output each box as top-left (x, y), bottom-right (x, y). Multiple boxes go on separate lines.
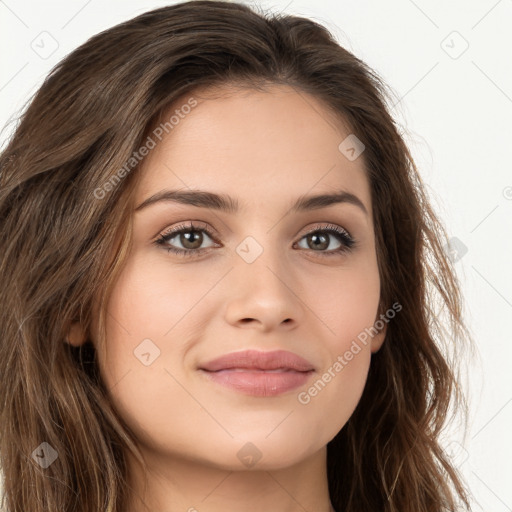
top-left (0, 1), bottom-right (471, 511)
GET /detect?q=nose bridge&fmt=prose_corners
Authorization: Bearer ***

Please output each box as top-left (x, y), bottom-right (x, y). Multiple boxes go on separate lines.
top-left (237, 231), bottom-right (288, 289)
top-left (231, 204), bottom-right (289, 264)
top-left (223, 230), bottom-right (303, 329)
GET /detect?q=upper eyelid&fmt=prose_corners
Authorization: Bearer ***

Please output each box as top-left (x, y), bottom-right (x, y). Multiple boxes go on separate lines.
top-left (158, 221), bottom-right (219, 240)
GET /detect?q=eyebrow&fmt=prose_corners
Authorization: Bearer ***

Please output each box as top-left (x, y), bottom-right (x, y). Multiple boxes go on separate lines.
top-left (134, 188), bottom-right (368, 215)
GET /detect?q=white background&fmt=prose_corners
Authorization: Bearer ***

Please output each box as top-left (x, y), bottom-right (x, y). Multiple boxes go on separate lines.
top-left (1, 1), bottom-right (511, 510)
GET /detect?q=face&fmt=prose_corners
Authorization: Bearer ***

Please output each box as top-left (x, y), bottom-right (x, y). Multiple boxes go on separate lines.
top-left (71, 84), bottom-right (385, 472)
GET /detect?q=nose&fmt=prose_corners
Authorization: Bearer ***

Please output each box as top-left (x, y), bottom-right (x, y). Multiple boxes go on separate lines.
top-left (223, 246), bottom-right (304, 332)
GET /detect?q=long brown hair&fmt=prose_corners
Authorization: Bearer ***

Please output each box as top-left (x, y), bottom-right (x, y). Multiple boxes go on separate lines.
top-left (0, 1), bottom-right (471, 511)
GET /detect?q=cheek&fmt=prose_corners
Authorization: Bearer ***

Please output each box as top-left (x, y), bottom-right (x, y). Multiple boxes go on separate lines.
top-left (295, 265), bottom-right (379, 434)
top-left (93, 254), bottom-right (183, 390)
top-left (310, 259), bottom-right (381, 348)
top-left (92, 256), bottom-right (195, 450)
top-left (93, 252), bottom-right (232, 432)
top-left (98, 252), bottom-right (208, 359)
top-left (295, 345), bottom-right (371, 451)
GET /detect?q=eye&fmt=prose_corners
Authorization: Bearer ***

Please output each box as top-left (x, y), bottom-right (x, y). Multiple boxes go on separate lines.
top-left (154, 221), bottom-right (219, 258)
top-left (294, 223), bottom-right (355, 257)
top-left (154, 221), bottom-right (356, 258)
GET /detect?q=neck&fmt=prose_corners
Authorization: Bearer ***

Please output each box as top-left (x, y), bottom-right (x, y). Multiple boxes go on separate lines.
top-left (125, 445), bottom-right (334, 512)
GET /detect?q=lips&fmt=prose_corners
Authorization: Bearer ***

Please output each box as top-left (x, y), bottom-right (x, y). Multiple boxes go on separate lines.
top-left (199, 349), bottom-right (315, 372)
top-left (198, 349), bottom-right (315, 397)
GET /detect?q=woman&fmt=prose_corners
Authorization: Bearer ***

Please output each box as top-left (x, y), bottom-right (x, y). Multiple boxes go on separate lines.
top-left (0, 1), bottom-right (471, 511)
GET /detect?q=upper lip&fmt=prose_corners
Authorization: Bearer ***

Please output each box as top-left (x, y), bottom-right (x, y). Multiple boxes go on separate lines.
top-left (199, 349), bottom-right (315, 372)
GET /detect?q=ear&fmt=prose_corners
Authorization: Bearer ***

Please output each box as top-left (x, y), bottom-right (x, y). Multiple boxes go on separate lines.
top-left (65, 321), bottom-right (87, 347)
top-left (370, 313), bottom-right (388, 354)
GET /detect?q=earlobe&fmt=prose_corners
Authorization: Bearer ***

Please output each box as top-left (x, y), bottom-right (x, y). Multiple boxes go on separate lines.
top-left (370, 321), bottom-right (387, 353)
top-left (65, 322), bottom-right (87, 347)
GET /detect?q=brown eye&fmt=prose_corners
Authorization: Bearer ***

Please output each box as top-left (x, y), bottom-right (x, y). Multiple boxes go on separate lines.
top-left (155, 222), bottom-right (218, 257)
top-left (295, 225), bottom-right (355, 256)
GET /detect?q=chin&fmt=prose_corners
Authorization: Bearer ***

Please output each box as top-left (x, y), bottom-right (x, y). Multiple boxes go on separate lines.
top-left (193, 434), bottom-right (322, 472)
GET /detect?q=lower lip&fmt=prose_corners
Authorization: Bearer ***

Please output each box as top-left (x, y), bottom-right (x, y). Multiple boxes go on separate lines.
top-left (200, 369), bottom-right (314, 397)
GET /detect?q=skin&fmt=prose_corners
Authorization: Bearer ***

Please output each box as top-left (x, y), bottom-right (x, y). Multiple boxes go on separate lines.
top-left (68, 84), bottom-right (386, 512)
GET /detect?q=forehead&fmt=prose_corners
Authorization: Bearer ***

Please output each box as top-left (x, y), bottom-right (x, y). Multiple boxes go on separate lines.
top-left (135, 84), bottom-right (371, 215)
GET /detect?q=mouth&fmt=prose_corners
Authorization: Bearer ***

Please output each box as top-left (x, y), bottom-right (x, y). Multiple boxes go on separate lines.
top-left (198, 349), bottom-right (315, 397)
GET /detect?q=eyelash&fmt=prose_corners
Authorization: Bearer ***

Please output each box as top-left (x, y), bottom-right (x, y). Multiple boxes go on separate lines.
top-left (154, 221), bottom-right (356, 259)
